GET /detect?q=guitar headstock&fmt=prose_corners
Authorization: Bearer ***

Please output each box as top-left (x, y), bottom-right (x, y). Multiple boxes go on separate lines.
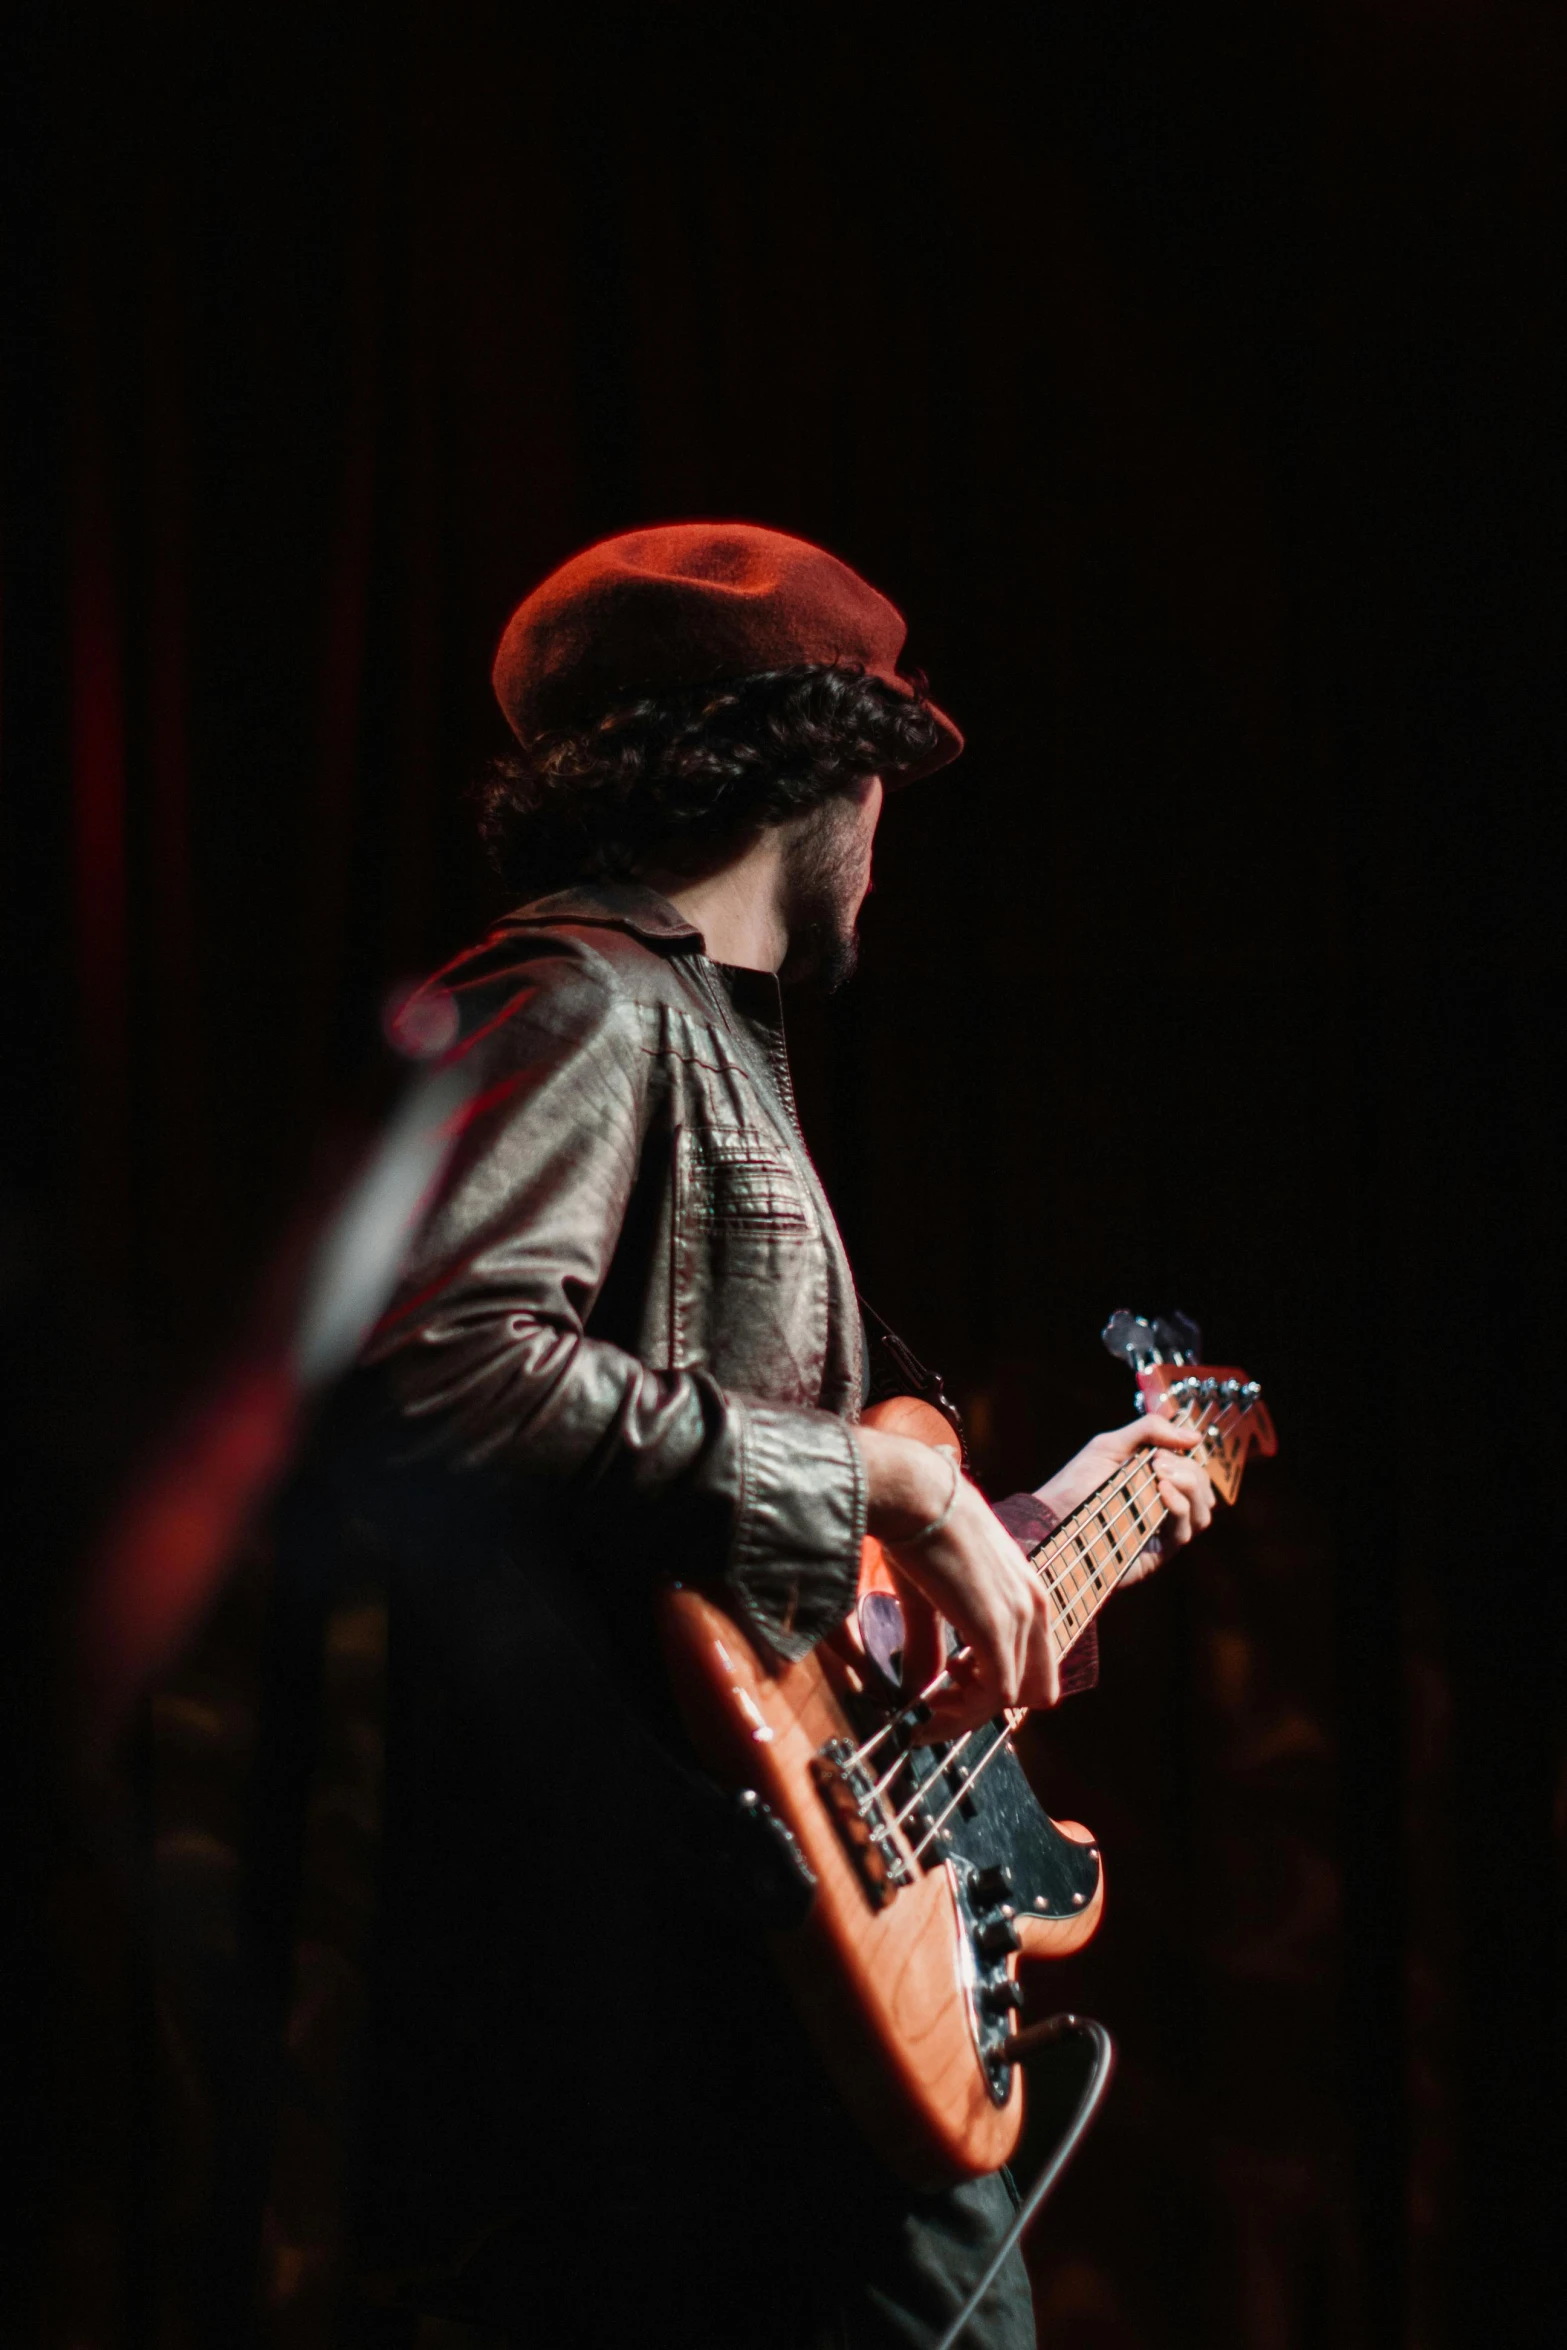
top-left (1102, 1310), bottom-right (1278, 1505)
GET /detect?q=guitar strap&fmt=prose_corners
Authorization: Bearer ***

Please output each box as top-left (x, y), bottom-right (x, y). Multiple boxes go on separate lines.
top-left (858, 1295), bottom-right (971, 1468)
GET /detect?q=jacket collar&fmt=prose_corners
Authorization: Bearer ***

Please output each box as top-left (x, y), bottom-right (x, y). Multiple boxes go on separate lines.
top-left (502, 882), bottom-right (788, 1030)
top-left (502, 878), bottom-right (705, 951)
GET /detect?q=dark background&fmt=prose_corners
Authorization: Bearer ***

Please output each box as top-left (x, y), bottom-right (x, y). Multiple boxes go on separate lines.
top-left (3, 3), bottom-right (1563, 2346)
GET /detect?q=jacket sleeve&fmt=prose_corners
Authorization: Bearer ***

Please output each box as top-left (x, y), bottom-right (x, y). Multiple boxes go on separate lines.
top-left (362, 947), bottom-right (865, 1661)
top-left (990, 1491), bottom-right (1100, 1694)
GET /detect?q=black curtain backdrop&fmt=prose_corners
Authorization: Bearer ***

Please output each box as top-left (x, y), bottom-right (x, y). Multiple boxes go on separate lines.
top-left (3, 5), bottom-right (1563, 2348)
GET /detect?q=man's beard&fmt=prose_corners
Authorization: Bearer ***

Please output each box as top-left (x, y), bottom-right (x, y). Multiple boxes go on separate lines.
top-left (776, 797), bottom-right (866, 995)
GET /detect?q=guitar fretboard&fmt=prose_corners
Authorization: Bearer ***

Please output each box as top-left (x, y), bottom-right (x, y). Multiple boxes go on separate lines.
top-left (1030, 1407), bottom-right (1230, 1656)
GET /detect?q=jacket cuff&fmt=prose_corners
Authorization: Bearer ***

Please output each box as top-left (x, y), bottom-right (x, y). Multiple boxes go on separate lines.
top-left (728, 1403), bottom-right (866, 1662)
top-left (991, 1491), bottom-right (1100, 1695)
top-left (991, 1492), bottom-right (1060, 1551)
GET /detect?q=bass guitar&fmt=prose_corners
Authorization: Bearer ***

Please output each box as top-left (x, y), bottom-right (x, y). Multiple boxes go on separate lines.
top-left (659, 1311), bottom-right (1276, 2189)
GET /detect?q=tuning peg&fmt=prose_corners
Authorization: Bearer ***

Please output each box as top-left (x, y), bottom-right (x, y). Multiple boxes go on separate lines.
top-left (1102, 1311), bottom-right (1159, 1368)
top-left (1151, 1312), bottom-right (1203, 1364)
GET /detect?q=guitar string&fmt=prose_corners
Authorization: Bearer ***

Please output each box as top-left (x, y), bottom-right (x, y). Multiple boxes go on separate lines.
top-left (898, 1394), bottom-right (1246, 1861)
top-left (1037, 1453), bottom-right (1169, 1631)
top-left (846, 1392), bottom-right (1239, 1823)
top-left (871, 1406), bottom-right (1226, 1835)
top-left (837, 1397), bottom-right (1222, 1785)
top-left (906, 1719), bottom-right (1023, 1863)
top-left (901, 1463), bottom-right (1201, 1860)
top-left (1036, 1385), bottom-right (1248, 1617)
top-left (875, 1467), bottom-right (1173, 1843)
top-left (842, 1452), bottom-right (1173, 1794)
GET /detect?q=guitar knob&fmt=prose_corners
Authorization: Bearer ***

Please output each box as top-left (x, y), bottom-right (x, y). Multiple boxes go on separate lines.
top-left (971, 1865), bottom-right (1013, 1905)
top-left (976, 1913), bottom-right (1021, 1957)
top-left (981, 1979), bottom-right (1025, 2015)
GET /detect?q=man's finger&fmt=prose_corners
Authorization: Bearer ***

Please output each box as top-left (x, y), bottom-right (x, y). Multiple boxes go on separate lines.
top-left (1157, 1477), bottom-right (1194, 1547)
top-left (1135, 1414), bottom-right (1203, 1452)
top-left (1023, 1599), bottom-right (1061, 1709)
top-left (916, 1654), bottom-right (1005, 1739)
top-left (1156, 1457), bottom-right (1215, 1531)
top-left (1089, 1413), bottom-right (1202, 1468)
top-left (889, 1571), bottom-right (950, 1696)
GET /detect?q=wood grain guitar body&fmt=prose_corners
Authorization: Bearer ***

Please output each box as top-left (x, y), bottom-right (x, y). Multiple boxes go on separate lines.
top-left (658, 1396), bottom-right (1104, 2191)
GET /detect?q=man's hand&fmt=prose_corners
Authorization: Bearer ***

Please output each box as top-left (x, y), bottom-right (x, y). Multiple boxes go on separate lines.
top-left (854, 1413), bottom-right (1217, 1739)
top-left (1034, 1414), bottom-right (1213, 1585)
top-left (856, 1426), bottom-right (1061, 1737)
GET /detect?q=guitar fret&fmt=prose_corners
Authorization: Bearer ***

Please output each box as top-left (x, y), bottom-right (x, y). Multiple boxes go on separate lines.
top-left (1036, 1455), bottom-right (1169, 1658)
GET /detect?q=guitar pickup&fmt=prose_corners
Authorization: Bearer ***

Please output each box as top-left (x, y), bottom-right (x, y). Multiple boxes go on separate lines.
top-left (811, 1740), bottom-right (916, 1908)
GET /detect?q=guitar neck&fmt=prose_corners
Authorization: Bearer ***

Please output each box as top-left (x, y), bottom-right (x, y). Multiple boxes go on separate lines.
top-left (1029, 1403), bottom-right (1240, 1658)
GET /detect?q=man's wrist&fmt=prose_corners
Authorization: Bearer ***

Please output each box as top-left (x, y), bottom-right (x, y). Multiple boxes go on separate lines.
top-left (855, 1424), bottom-right (959, 1543)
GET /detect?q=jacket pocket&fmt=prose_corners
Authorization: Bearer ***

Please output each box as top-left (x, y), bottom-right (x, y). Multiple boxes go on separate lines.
top-left (670, 1125), bottom-right (828, 1397)
top-left (679, 1123), bottom-right (814, 1235)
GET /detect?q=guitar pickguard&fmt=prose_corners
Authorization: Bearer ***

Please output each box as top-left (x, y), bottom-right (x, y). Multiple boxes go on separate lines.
top-left (926, 1739), bottom-right (1101, 1923)
top-left (825, 1666), bottom-right (1101, 1926)
top-left (812, 1687), bottom-right (1104, 2104)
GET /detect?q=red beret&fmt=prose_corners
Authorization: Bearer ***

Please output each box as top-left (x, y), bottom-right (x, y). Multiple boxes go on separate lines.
top-left (491, 521), bottom-right (962, 786)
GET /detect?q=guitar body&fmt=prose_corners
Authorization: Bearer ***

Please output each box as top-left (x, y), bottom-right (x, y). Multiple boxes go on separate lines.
top-left (662, 1323), bottom-right (1275, 2189)
top-left (658, 1395), bottom-right (1104, 2189)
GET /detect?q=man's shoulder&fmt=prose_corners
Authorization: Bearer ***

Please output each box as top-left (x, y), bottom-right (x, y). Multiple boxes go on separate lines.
top-left (400, 885), bottom-right (711, 1060)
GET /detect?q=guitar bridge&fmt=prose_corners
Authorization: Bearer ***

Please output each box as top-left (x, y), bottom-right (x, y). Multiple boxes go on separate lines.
top-left (811, 1740), bottom-right (916, 1908)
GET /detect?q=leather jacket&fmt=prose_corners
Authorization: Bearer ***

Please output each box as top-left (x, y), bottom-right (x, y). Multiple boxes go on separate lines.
top-left (347, 880), bottom-right (1096, 2297)
top-left (363, 878), bottom-right (869, 1662)
top-left (349, 881), bottom-right (895, 2289)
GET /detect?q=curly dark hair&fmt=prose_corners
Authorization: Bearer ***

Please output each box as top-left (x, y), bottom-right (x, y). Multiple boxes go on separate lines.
top-left (474, 662), bottom-right (941, 899)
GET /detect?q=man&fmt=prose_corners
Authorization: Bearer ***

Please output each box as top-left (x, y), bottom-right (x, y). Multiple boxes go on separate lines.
top-left (348, 524), bottom-right (1212, 2349)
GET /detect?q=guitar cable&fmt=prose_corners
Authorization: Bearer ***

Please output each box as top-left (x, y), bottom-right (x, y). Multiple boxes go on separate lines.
top-left (933, 2015), bottom-right (1117, 2350)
